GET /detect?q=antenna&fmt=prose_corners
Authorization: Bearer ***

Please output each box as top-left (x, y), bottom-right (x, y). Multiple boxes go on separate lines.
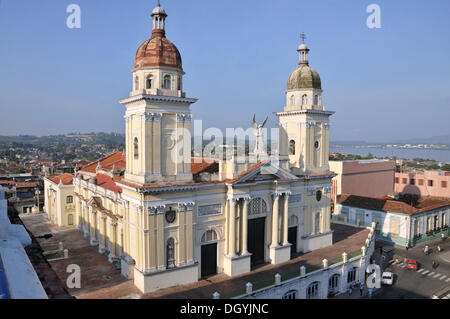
top-left (300, 32), bottom-right (306, 44)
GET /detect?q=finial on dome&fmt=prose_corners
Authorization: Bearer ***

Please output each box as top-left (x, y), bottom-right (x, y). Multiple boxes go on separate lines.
top-left (300, 32), bottom-right (306, 44)
top-left (151, 1), bottom-right (167, 36)
top-left (297, 33), bottom-right (310, 65)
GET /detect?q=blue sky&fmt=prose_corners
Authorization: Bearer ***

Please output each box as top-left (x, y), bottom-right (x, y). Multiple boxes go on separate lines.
top-left (0, 0), bottom-right (449, 142)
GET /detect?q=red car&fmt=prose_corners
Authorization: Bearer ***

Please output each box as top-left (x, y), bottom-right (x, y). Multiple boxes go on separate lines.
top-left (407, 260), bottom-right (418, 270)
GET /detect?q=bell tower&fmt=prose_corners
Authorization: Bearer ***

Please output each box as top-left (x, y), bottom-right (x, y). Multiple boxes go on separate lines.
top-left (277, 35), bottom-right (334, 175)
top-left (120, 3), bottom-right (197, 185)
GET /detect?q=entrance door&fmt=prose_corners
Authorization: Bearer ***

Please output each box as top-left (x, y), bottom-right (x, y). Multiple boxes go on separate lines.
top-left (201, 243), bottom-right (217, 278)
top-left (288, 227), bottom-right (298, 256)
top-left (248, 218), bottom-right (266, 266)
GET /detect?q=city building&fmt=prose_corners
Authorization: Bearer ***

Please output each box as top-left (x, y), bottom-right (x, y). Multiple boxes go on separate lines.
top-left (44, 3), bottom-right (336, 294)
top-left (330, 160), bottom-right (395, 204)
top-left (43, 174), bottom-right (75, 227)
top-left (334, 194), bottom-right (450, 247)
top-left (395, 170), bottom-right (450, 198)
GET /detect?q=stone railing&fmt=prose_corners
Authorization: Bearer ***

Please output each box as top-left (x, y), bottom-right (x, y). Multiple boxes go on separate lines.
top-left (215, 223), bottom-right (376, 300)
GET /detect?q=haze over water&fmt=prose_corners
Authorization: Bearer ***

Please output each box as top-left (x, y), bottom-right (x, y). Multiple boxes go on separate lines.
top-left (330, 147), bottom-right (450, 164)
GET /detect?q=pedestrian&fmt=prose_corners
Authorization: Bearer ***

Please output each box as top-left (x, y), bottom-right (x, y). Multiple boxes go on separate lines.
top-left (368, 288), bottom-right (373, 299)
top-left (348, 287), bottom-right (353, 296)
top-left (360, 284), bottom-right (365, 297)
top-left (406, 245), bottom-right (409, 251)
top-left (432, 260), bottom-right (436, 269)
top-left (442, 233), bottom-right (446, 241)
top-left (437, 245), bottom-right (441, 253)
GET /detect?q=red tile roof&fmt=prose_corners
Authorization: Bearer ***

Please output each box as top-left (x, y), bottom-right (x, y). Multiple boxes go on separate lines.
top-left (118, 161), bottom-right (266, 191)
top-left (16, 182), bottom-right (38, 188)
top-left (338, 194), bottom-right (450, 215)
top-left (0, 181), bottom-right (15, 185)
top-left (80, 152), bottom-right (126, 174)
top-left (95, 174), bottom-right (123, 193)
top-left (191, 158), bottom-right (219, 175)
top-left (49, 173), bottom-right (74, 186)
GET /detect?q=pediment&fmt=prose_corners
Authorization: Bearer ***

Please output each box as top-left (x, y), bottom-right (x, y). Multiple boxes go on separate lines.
top-left (233, 163), bottom-right (298, 185)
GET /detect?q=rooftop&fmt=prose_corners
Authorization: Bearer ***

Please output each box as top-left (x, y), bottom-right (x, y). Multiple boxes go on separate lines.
top-left (338, 194), bottom-right (450, 215)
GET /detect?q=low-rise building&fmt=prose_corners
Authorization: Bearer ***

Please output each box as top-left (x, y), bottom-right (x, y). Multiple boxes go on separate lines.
top-left (395, 170), bottom-right (450, 198)
top-left (43, 174), bottom-right (75, 227)
top-left (334, 194), bottom-right (450, 247)
top-left (330, 160), bottom-right (395, 204)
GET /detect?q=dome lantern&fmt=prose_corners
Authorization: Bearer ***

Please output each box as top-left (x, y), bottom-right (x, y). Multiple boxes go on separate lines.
top-left (298, 33), bottom-right (310, 65)
top-left (151, 1), bottom-right (167, 37)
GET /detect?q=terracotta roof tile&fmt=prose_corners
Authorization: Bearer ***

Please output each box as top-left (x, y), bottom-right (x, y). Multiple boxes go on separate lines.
top-left (16, 182), bottom-right (38, 188)
top-left (191, 157), bottom-right (219, 175)
top-left (338, 194), bottom-right (450, 215)
top-left (95, 174), bottom-right (123, 193)
top-left (49, 173), bottom-right (74, 186)
top-left (80, 152), bottom-right (126, 174)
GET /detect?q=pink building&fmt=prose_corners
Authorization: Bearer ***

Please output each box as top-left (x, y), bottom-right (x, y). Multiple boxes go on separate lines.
top-left (395, 170), bottom-right (450, 198)
top-left (330, 160), bottom-right (395, 204)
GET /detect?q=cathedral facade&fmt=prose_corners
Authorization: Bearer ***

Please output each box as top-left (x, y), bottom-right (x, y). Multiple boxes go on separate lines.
top-left (44, 4), bottom-right (336, 294)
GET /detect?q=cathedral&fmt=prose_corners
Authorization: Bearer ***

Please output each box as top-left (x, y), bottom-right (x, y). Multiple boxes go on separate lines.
top-left (44, 3), bottom-right (336, 294)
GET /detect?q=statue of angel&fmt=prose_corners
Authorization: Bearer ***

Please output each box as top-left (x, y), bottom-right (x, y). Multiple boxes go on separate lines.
top-left (252, 115), bottom-right (268, 158)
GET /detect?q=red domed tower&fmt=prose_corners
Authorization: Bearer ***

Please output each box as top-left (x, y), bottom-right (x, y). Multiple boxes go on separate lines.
top-left (130, 2), bottom-right (186, 98)
top-left (120, 2), bottom-right (197, 186)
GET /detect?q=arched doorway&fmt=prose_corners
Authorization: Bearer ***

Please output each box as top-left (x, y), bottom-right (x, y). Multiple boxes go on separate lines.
top-left (68, 214), bottom-right (74, 226)
top-left (288, 215), bottom-right (299, 257)
top-left (201, 230), bottom-right (218, 278)
top-left (248, 198), bottom-right (267, 266)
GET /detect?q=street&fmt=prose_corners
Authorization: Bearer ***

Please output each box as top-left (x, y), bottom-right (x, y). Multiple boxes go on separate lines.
top-left (373, 238), bottom-right (450, 299)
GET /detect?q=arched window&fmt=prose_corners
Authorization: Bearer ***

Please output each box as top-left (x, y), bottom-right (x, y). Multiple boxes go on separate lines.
top-left (315, 213), bottom-right (321, 234)
top-left (134, 138), bottom-right (139, 160)
top-left (289, 215), bottom-right (299, 228)
top-left (290, 95), bottom-right (295, 106)
top-left (289, 140), bottom-right (296, 156)
top-left (347, 267), bottom-right (358, 284)
top-left (177, 76), bottom-right (182, 90)
top-left (201, 230), bottom-right (218, 243)
top-left (146, 75), bottom-right (153, 89)
top-left (167, 238), bottom-right (175, 268)
top-left (66, 196), bottom-right (73, 204)
top-left (135, 77), bottom-right (139, 91)
top-left (163, 75), bottom-right (171, 89)
top-left (282, 290), bottom-right (298, 299)
top-left (307, 282), bottom-right (320, 299)
top-left (302, 94), bottom-right (308, 105)
top-left (249, 198), bottom-right (267, 216)
top-left (314, 95), bottom-right (319, 105)
top-left (68, 214), bottom-right (74, 226)
top-left (329, 274), bottom-right (340, 293)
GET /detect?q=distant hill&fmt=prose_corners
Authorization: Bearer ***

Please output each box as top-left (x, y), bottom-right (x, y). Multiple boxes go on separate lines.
top-left (392, 134), bottom-right (450, 146)
top-left (0, 133), bottom-right (125, 146)
top-left (332, 134), bottom-right (450, 146)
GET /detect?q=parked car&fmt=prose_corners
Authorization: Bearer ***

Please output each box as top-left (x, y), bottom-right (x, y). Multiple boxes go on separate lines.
top-left (382, 272), bottom-right (394, 285)
top-left (407, 260), bottom-right (418, 270)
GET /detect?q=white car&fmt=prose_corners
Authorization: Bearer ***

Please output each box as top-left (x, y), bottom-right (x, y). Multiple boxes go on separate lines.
top-left (382, 272), bottom-right (394, 285)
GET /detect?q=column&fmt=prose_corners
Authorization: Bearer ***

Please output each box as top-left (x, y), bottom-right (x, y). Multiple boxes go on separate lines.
top-left (283, 193), bottom-right (290, 245)
top-left (152, 113), bottom-right (162, 176)
top-left (272, 194), bottom-right (280, 248)
top-left (148, 207), bottom-right (157, 270)
top-left (183, 115), bottom-right (192, 174)
top-left (156, 206), bottom-right (165, 269)
top-left (176, 114), bottom-right (185, 175)
top-left (186, 203), bottom-right (195, 263)
top-left (178, 203), bottom-right (186, 265)
top-left (242, 198), bottom-right (250, 255)
top-left (229, 198), bottom-right (237, 257)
